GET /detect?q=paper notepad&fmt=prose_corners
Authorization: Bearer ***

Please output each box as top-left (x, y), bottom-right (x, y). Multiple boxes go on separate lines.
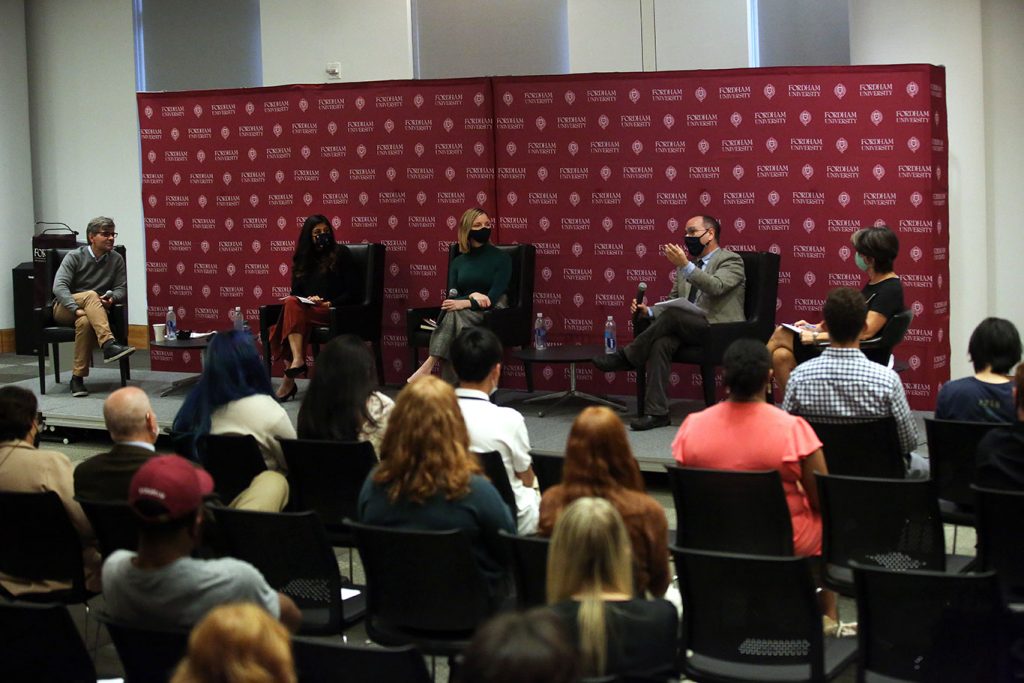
top-left (651, 297), bottom-right (705, 317)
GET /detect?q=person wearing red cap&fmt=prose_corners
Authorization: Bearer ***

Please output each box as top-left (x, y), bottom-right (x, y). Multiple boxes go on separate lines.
top-left (101, 455), bottom-right (302, 632)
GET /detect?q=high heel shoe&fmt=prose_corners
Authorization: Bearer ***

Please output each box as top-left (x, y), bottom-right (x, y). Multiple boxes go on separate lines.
top-left (283, 363), bottom-right (308, 379)
top-left (275, 384), bottom-right (297, 403)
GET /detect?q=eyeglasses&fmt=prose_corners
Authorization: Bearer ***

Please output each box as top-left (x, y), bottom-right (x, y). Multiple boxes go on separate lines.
top-left (98, 231), bottom-right (117, 238)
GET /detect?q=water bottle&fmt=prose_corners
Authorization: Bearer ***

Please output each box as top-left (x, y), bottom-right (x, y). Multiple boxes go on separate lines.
top-left (231, 306), bottom-right (244, 332)
top-left (533, 312), bottom-right (547, 350)
top-left (604, 316), bottom-right (617, 354)
top-left (165, 306), bottom-right (177, 340)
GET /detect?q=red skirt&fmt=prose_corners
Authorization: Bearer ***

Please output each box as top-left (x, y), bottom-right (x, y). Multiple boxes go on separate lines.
top-left (267, 296), bottom-right (331, 363)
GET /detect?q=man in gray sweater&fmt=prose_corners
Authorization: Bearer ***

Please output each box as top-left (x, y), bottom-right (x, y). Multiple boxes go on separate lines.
top-left (52, 216), bottom-right (135, 397)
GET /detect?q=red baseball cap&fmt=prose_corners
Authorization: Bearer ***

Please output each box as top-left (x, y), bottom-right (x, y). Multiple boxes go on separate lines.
top-left (128, 454), bottom-right (215, 522)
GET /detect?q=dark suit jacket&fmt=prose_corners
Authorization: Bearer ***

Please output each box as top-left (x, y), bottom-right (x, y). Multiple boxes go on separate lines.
top-left (73, 443), bottom-right (156, 502)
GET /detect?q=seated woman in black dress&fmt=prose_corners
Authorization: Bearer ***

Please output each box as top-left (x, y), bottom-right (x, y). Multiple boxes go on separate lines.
top-left (407, 207), bottom-right (511, 383)
top-left (267, 214), bottom-right (358, 401)
top-left (547, 497), bottom-right (678, 680)
top-left (767, 224), bottom-right (905, 394)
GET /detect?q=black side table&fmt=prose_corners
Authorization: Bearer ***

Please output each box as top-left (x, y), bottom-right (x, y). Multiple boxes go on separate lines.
top-left (512, 344), bottom-right (628, 417)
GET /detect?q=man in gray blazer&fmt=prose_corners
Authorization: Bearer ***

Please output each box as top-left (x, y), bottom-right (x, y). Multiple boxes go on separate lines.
top-left (594, 215), bottom-right (746, 430)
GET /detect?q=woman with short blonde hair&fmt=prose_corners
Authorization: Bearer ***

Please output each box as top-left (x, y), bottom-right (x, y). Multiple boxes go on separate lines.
top-left (547, 498), bottom-right (677, 679)
top-left (171, 603), bottom-right (295, 683)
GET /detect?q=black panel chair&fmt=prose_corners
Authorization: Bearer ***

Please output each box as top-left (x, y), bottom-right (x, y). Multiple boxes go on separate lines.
top-left (279, 436), bottom-right (377, 576)
top-left (259, 243), bottom-right (386, 385)
top-left (673, 547), bottom-right (857, 682)
top-left (0, 491), bottom-right (94, 604)
top-left (498, 530), bottom-right (550, 609)
top-left (635, 251), bottom-right (779, 411)
top-left (852, 563), bottom-right (1004, 682)
top-left (529, 450), bottom-right (564, 494)
top-left (35, 245), bottom-right (131, 394)
top-left (925, 418), bottom-right (1005, 527)
top-left (76, 498), bottom-right (138, 558)
top-left (860, 308), bottom-right (914, 366)
top-left (198, 433), bottom-right (268, 505)
top-left (0, 599), bottom-right (96, 683)
top-left (347, 520), bottom-right (496, 658)
top-left (816, 474), bottom-right (974, 596)
top-left (406, 243), bottom-right (536, 385)
top-left (665, 465), bottom-right (793, 555)
top-left (292, 637), bottom-right (432, 683)
top-left (215, 508), bottom-right (364, 635)
top-left (973, 484), bottom-right (1024, 604)
top-left (476, 450), bottom-right (517, 523)
top-left (802, 416), bottom-right (906, 478)
top-left (93, 609), bottom-right (189, 683)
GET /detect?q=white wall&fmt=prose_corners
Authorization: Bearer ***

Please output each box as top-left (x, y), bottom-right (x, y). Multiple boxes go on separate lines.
top-left (981, 0), bottom-right (1024, 330)
top-left (654, 0), bottom-right (749, 70)
top-left (0, 0), bottom-right (34, 329)
top-left (567, 0), bottom-right (644, 73)
top-left (24, 0), bottom-right (145, 324)
top-left (850, 0), bottom-right (987, 380)
top-left (260, 0), bottom-right (413, 85)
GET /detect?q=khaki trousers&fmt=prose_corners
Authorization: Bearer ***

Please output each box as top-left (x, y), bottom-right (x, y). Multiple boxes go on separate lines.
top-left (52, 291), bottom-right (114, 377)
top-left (229, 471), bottom-right (290, 512)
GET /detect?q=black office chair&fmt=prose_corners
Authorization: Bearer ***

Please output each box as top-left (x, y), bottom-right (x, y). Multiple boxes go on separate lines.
top-left (925, 418), bottom-right (1005, 527)
top-left (973, 484), bottom-right (1024, 604)
top-left (498, 530), bottom-right (550, 609)
top-left (860, 308), bottom-right (914, 366)
top-left (215, 508), bottom-right (365, 635)
top-left (0, 599), bottom-right (96, 683)
top-left (0, 491), bottom-right (94, 604)
top-left (259, 243), bottom-right (386, 384)
top-left (76, 497), bottom-right (138, 558)
top-left (816, 473), bottom-right (974, 596)
top-left (635, 251), bottom-right (780, 410)
top-left (529, 450), bottom-right (564, 494)
top-left (347, 520), bottom-right (496, 659)
top-left (802, 416), bottom-right (906, 478)
top-left (93, 609), bottom-right (189, 683)
top-left (665, 465), bottom-right (793, 555)
top-left (34, 245), bottom-right (131, 394)
top-left (853, 563), bottom-right (1004, 682)
top-left (406, 243), bottom-right (536, 387)
top-left (476, 450), bottom-right (517, 523)
top-left (292, 637), bottom-right (432, 683)
top-left (673, 547), bottom-right (857, 682)
top-left (198, 433), bottom-right (268, 505)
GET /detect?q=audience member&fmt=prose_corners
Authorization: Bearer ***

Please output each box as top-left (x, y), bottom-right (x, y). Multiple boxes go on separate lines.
top-left (458, 608), bottom-right (578, 683)
top-left (769, 225), bottom-right (904, 394)
top-left (547, 497), bottom-right (677, 680)
top-left (539, 407), bottom-right (670, 597)
top-left (296, 335), bottom-right (393, 457)
top-left (975, 365), bottom-right (1024, 490)
top-left (102, 455), bottom-right (302, 631)
top-left (74, 387), bottom-right (159, 501)
top-left (672, 339), bottom-right (839, 624)
top-left (782, 287), bottom-right (923, 476)
top-left (936, 317), bottom-right (1021, 423)
top-left (451, 327), bottom-right (540, 535)
top-left (171, 602), bottom-right (296, 683)
top-left (358, 376), bottom-right (515, 597)
top-left (0, 386), bottom-right (101, 596)
top-left (266, 214), bottom-right (359, 402)
top-left (173, 329), bottom-right (295, 478)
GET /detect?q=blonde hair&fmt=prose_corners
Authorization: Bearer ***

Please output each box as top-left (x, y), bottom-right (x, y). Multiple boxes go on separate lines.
top-left (170, 603), bottom-right (295, 683)
top-left (374, 375), bottom-right (480, 503)
top-left (546, 497), bottom-right (634, 676)
top-left (457, 207), bottom-right (488, 254)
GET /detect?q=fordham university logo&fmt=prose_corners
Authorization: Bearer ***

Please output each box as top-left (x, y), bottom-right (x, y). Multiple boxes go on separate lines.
top-left (839, 245), bottom-right (852, 262)
top-left (197, 195), bottom-right (207, 208)
top-left (358, 192), bottom-right (369, 206)
top-left (330, 169), bottom-right (341, 182)
top-left (666, 166), bottom-right (677, 181)
top-left (603, 217), bottom-right (615, 232)
top-left (176, 262), bottom-right (186, 276)
top-left (272, 123), bottom-right (283, 137)
top-left (174, 217), bottom-right (184, 230)
top-left (356, 144), bottom-right (367, 158)
top-left (418, 287), bottom-right (430, 301)
top-left (245, 102), bottom-right (255, 115)
top-left (474, 91), bottom-right (485, 106)
top-left (766, 137), bottom-right (778, 153)
top-left (443, 117), bottom-right (455, 132)
top-left (249, 194), bottom-right (259, 207)
top-left (600, 166), bottom-right (612, 181)
top-left (147, 151), bottom-right (156, 163)
top-left (506, 142), bottom-right (517, 156)
top-left (663, 114), bottom-right (675, 129)
top-left (730, 112), bottom-right (742, 127)
top-left (910, 246), bottom-right (923, 262)
top-left (541, 267), bottom-right (552, 281)
top-left (172, 172), bottom-right (182, 186)
top-left (389, 215), bottom-right (399, 229)
top-left (331, 216), bottom-right (341, 230)
top-left (151, 239), bottom-right (161, 253)
top-left (699, 191), bottom-right (712, 207)
top-left (572, 243), bottom-right (583, 257)
top-left (476, 191), bottom-right (487, 205)
top-left (669, 372), bottom-right (680, 387)
top-left (275, 170), bottom-right (285, 183)
top-left (732, 165), bottom-right (744, 180)
top-left (631, 140), bottom-right (643, 155)
top-left (196, 150), bottom-right (206, 163)
top-left (769, 244), bottom-right (781, 255)
top-left (278, 263), bottom-right (289, 276)
top-left (734, 218), bottom-right (746, 233)
top-left (414, 93), bottom-right (424, 108)
top-left (912, 300), bottom-right (925, 317)
top-left (226, 263), bottom-right (237, 276)
top-left (414, 142), bottom-right (425, 157)
top-left (573, 294), bottom-right (584, 308)
top-left (803, 218), bottom-right (815, 233)
top-left (182, 351), bottom-right (192, 365)
top-left (910, 192), bottom-right (923, 207)
top-left (151, 283), bottom-right (160, 296)
top-left (695, 87), bottom-right (707, 102)
top-left (251, 240), bottom-right (261, 254)
top-left (392, 359), bottom-right (403, 373)
top-left (907, 137), bottom-right (921, 152)
top-left (327, 121), bottom-right (338, 135)
top-left (303, 192), bottom-right (314, 206)
top-left (502, 92), bottom-right (513, 106)
top-left (355, 96), bottom-right (365, 110)
top-left (170, 128), bottom-right (180, 141)
top-left (628, 88), bottom-right (640, 103)
top-left (253, 285), bottom-right (263, 298)
top-left (277, 217), bottom-right (287, 230)
top-left (799, 110), bottom-right (812, 126)
top-left (144, 105), bottom-right (153, 119)
top-left (763, 84), bottom-right (776, 99)
top-left (768, 190), bottom-right (780, 206)
top-left (937, 220), bottom-right (944, 234)
top-left (389, 263), bottom-right (400, 277)
top-left (870, 110), bottom-right (883, 126)
top-left (698, 139), bottom-right (710, 155)
top-left (535, 116), bottom-right (546, 131)
top-left (222, 172), bottom-right (232, 185)
top-left (564, 90), bottom-right (576, 105)
top-left (804, 272), bottom-right (816, 287)
top-left (298, 98), bottom-right (308, 112)
top-left (908, 355), bottom-right (921, 371)
top-left (507, 192), bottom-right (518, 206)
top-left (838, 192), bottom-right (851, 207)
top-left (604, 268), bottom-right (616, 283)
top-left (543, 366), bottom-right (554, 381)
top-left (220, 126), bottom-right (230, 140)
top-left (834, 83), bottom-right (847, 99)
top-left (446, 215), bottom-right (457, 229)
top-left (201, 285), bottom-right (211, 298)
top-left (633, 192), bottom-right (645, 206)
top-left (474, 141), bottom-right (485, 156)
top-left (224, 218), bottom-right (235, 231)
top-left (417, 240), bottom-right (428, 254)
top-left (301, 145), bottom-right (311, 159)
top-left (248, 148), bottom-right (257, 161)
top-left (446, 167), bottom-right (457, 181)
top-left (802, 164), bottom-right (814, 180)
top-left (390, 310), bottom-right (401, 325)
top-left (636, 243), bottom-right (647, 258)
top-left (385, 167), bottom-right (397, 181)
top-left (598, 115), bottom-right (610, 129)
top-left (537, 167), bottom-right (548, 181)
top-left (835, 138), bottom-right (849, 153)
top-left (539, 217), bottom-right (550, 231)
top-left (200, 240), bottom-right (210, 253)
top-left (906, 81), bottom-right (920, 97)
top-left (569, 192), bottom-right (581, 207)
top-left (147, 195), bottom-right (157, 208)
top-left (872, 164), bottom-right (885, 180)
top-left (568, 141), bottom-right (579, 156)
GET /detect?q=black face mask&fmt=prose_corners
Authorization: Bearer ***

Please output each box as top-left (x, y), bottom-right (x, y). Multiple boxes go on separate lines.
top-left (314, 232), bottom-right (332, 249)
top-left (471, 227), bottom-right (492, 245)
top-left (684, 233), bottom-right (707, 257)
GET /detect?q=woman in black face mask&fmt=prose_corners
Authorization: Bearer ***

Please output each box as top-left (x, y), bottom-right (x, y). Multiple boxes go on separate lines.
top-left (408, 207), bottom-right (512, 383)
top-left (266, 214), bottom-right (359, 401)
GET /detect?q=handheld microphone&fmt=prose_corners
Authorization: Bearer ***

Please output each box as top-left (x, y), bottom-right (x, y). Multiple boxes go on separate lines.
top-left (634, 282), bottom-right (647, 306)
top-left (102, 290), bottom-right (114, 300)
top-left (435, 288), bottom-right (460, 327)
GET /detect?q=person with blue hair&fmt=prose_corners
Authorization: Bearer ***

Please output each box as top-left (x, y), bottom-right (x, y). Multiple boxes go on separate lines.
top-left (172, 329), bottom-right (292, 510)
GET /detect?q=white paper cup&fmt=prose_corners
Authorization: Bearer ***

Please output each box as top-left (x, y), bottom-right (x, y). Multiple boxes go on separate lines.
top-left (153, 323), bottom-right (166, 340)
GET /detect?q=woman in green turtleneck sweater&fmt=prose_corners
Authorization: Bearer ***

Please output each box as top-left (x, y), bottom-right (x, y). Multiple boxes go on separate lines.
top-left (407, 207), bottom-right (511, 383)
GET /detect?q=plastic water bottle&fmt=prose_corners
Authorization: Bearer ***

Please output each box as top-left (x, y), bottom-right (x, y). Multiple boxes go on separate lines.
top-left (165, 306), bottom-right (177, 340)
top-left (604, 316), bottom-right (617, 354)
top-left (230, 306), bottom-right (244, 332)
top-left (533, 312), bottom-right (547, 350)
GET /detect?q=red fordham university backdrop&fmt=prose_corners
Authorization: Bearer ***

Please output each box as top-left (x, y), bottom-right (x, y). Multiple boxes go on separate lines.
top-left (138, 64), bottom-right (948, 409)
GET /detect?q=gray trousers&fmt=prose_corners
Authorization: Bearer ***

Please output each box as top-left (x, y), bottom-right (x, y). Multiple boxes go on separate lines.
top-left (428, 297), bottom-right (508, 360)
top-left (623, 307), bottom-right (710, 416)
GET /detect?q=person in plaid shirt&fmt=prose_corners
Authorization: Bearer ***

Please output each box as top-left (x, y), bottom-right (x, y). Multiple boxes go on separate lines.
top-left (782, 287), bottom-right (926, 476)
